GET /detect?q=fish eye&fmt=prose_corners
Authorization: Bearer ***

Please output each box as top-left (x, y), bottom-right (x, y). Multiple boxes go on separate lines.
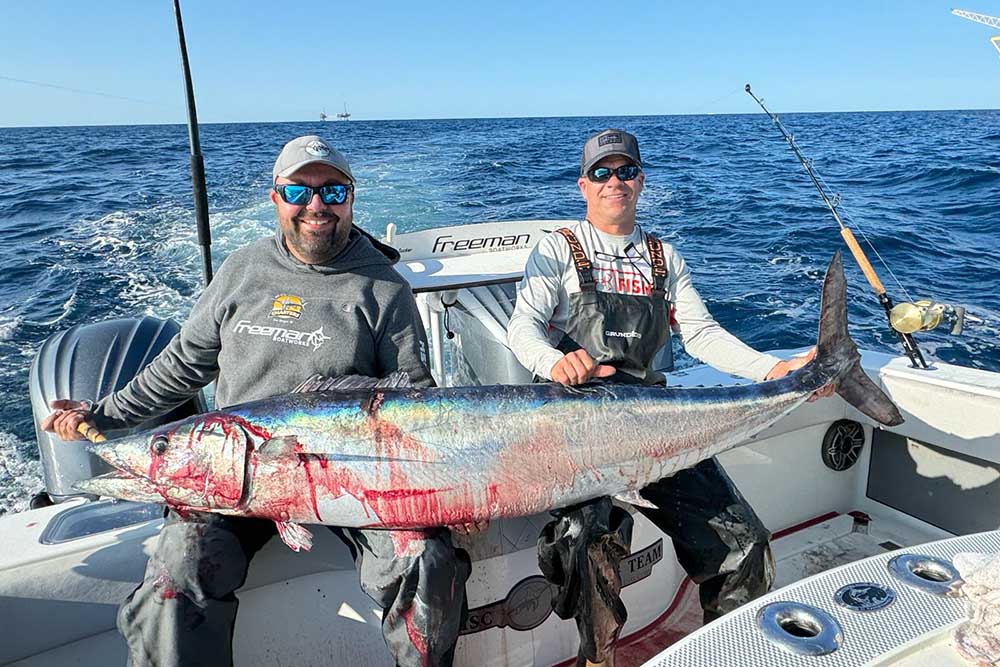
top-left (150, 435), bottom-right (169, 455)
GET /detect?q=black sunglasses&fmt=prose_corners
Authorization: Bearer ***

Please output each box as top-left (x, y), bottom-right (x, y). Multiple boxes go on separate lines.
top-left (586, 164), bottom-right (641, 183)
top-left (274, 183), bottom-right (353, 206)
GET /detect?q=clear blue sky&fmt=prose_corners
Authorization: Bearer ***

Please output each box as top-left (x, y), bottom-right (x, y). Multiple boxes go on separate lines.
top-left (1, 1), bottom-right (999, 127)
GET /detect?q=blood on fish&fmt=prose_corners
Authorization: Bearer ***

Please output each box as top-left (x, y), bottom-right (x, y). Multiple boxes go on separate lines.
top-left (154, 400), bottom-right (570, 529)
top-left (254, 451), bottom-right (492, 528)
top-left (298, 451), bottom-right (324, 522)
top-left (365, 488), bottom-right (446, 501)
top-left (487, 423), bottom-right (578, 515)
top-left (237, 403), bottom-right (507, 527)
top-left (146, 414), bottom-right (268, 513)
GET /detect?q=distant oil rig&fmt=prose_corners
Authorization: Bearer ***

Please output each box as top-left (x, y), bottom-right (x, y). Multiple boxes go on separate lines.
top-left (320, 103), bottom-right (351, 121)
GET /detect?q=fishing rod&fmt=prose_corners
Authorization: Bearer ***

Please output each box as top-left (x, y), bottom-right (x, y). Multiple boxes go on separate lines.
top-left (744, 84), bottom-right (965, 369)
top-left (173, 0), bottom-right (213, 286)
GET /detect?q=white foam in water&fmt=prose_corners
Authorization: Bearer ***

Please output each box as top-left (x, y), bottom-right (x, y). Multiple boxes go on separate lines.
top-left (0, 316), bottom-right (22, 342)
top-left (208, 199), bottom-right (275, 255)
top-left (0, 433), bottom-right (43, 516)
top-left (0, 198), bottom-right (278, 514)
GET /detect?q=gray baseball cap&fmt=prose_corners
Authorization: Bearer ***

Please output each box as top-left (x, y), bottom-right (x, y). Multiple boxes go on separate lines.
top-left (272, 135), bottom-right (354, 183)
top-left (580, 129), bottom-right (642, 176)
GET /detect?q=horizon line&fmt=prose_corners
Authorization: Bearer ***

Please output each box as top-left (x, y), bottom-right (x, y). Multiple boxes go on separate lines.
top-left (3, 106), bottom-right (1000, 130)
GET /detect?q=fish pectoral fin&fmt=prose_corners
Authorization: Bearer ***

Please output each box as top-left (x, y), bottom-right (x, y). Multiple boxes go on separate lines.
top-left (613, 490), bottom-right (658, 509)
top-left (289, 372), bottom-right (413, 394)
top-left (275, 521), bottom-right (313, 552)
top-left (257, 435), bottom-right (301, 456)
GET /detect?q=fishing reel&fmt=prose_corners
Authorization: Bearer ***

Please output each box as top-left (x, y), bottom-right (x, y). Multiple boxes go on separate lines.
top-left (889, 300), bottom-right (966, 335)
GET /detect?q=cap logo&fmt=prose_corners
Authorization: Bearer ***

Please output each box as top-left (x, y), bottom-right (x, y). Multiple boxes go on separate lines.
top-left (598, 133), bottom-right (623, 146)
top-left (305, 140), bottom-right (331, 157)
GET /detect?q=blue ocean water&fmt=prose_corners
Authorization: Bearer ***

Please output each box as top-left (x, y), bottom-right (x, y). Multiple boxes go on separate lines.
top-left (1, 112), bottom-right (998, 513)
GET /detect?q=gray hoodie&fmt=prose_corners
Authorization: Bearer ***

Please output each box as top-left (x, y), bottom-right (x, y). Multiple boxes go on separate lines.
top-left (93, 226), bottom-right (433, 430)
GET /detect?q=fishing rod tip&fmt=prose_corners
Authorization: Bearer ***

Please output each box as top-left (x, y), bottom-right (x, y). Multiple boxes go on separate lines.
top-left (745, 83), bottom-right (752, 93)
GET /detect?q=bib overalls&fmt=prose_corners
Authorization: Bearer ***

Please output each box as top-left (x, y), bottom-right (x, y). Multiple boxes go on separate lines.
top-left (536, 228), bottom-right (775, 665)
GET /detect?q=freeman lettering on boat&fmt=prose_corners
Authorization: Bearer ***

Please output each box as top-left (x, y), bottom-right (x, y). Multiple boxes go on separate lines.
top-left (432, 233), bottom-right (532, 253)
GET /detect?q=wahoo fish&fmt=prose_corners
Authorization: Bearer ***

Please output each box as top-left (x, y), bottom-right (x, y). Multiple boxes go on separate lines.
top-left (77, 253), bottom-right (903, 551)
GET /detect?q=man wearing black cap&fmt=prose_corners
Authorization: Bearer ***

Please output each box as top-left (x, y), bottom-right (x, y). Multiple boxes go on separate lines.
top-left (43, 135), bottom-right (472, 667)
top-left (508, 129), bottom-right (818, 666)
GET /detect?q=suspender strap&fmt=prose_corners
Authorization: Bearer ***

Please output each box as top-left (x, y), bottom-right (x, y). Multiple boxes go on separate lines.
top-left (646, 234), bottom-right (667, 297)
top-left (556, 228), bottom-right (596, 291)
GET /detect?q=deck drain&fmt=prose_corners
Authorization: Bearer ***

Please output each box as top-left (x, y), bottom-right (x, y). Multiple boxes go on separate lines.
top-left (756, 601), bottom-right (843, 656)
top-left (887, 553), bottom-right (961, 596)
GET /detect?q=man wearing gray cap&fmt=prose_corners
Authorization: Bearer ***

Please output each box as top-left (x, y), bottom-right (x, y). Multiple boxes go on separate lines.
top-left (508, 129), bottom-right (818, 665)
top-left (42, 135), bottom-right (472, 667)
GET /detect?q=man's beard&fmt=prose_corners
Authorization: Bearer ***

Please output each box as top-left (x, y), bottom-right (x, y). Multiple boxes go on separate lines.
top-left (285, 212), bottom-right (347, 263)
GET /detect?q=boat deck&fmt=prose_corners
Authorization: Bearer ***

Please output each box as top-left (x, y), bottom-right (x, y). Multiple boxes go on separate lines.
top-left (613, 510), bottom-right (942, 667)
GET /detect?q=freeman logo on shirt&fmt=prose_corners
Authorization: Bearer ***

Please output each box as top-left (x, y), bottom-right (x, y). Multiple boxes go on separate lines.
top-left (605, 330), bottom-right (642, 339)
top-left (270, 295), bottom-right (304, 320)
top-left (233, 320), bottom-right (330, 350)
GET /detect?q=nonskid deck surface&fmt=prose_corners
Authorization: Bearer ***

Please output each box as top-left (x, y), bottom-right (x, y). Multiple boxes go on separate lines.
top-left (612, 511), bottom-right (939, 667)
top-left (639, 528), bottom-right (1000, 667)
top-left (770, 513), bottom-right (922, 589)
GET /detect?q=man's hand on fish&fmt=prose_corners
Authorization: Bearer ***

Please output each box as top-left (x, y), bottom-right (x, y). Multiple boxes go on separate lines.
top-left (550, 349), bottom-right (617, 386)
top-left (765, 348), bottom-right (835, 402)
top-left (41, 399), bottom-right (106, 442)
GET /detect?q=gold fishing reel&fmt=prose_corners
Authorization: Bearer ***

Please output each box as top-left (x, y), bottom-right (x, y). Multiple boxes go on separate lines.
top-left (889, 300), bottom-right (966, 335)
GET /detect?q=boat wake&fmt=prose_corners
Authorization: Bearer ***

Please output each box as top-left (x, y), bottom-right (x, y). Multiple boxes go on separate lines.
top-left (0, 432), bottom-right (42, 516)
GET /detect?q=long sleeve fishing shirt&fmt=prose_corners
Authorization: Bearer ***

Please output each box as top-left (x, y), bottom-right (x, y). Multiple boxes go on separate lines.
top-left (507, 220), bottom-right (781, 383)
top-left (91, 226), bottom-right (433, 430)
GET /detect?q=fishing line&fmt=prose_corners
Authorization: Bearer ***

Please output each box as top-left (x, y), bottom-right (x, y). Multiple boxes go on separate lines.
top-left (0, 74), bottom-right (164, 107)
top-left (689, 88), bottom-right (743, 114)
top-left (744, 83), bottom-right (968, 368)
top-left (810, 170), bottom-right (915, 303)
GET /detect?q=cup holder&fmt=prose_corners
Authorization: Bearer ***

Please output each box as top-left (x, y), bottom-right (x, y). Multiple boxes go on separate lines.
top-left (887, 553), bottom-right (962, 597)
top-left (912, 563), bottom-right (951, 582)
top-left (779, 616), bottom-right (821, 637)
top-left (756, 601), bottom-right (844, 655)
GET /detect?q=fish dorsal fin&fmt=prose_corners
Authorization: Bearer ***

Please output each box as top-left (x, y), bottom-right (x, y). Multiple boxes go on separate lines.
top-left (289, 372), bottom-right (413, 394)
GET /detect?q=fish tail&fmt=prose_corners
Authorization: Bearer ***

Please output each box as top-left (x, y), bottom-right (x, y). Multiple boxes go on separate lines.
top-left (812, 252), bottom-right (904, 427)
